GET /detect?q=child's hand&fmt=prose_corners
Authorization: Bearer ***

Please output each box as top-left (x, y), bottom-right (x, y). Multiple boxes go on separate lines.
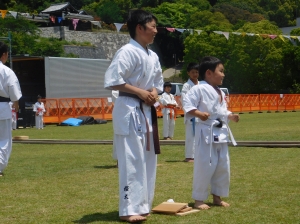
top-left (198, 112), bottom-right (210, 121)
top-left (228, 113), bottom-right (239, 122)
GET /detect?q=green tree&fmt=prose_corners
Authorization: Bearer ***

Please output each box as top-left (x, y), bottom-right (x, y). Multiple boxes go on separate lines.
top-left (290, 28), bottom-right (300, 36)
top-left (188, 11), bottom-right (233, 31)
top-left (146, 2), bottom-right (197, 27)
top-left (96, 1), bottom-right (123, 23)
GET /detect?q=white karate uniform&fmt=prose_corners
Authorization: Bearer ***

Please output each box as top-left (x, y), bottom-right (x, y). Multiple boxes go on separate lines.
top-left (111, 90), bottom-right (119, 160)
top-left (181, 79), bottom-right (200, 158)
top-left (9, 102), bottom-right (17, 130)
top-left (0, 61), bottom-right (22, 173)
top-left (33, 102), bottom-right (45, 129)
top-left (159, 92), bottom-right (177, 138)
top-left (104, 39), bottom-right (163, 216)
top-left (183, 81), bottom-right (236, 201)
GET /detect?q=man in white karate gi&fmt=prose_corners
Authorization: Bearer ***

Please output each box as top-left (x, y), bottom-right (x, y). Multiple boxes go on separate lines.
top-left (181, 62), bottom-right (200, 162)
top-left (159, 82), bottom-right (178, 140)
top-left (183, 56), bottom-right (239, 210)
top-left (104, 10), bottom-right (163, 223)
top-left (0, 42), bottom-right (22, 176)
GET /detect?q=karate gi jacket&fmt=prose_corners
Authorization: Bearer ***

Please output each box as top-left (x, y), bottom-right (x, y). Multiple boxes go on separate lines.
top-left (104, 39), bottom-right (164, 135)
top-left (0, 61), bottom-right (22, 120)
top-left (183, 81), bottom-right (233, 145)
top-left (181, 79), bottom-right (200, 124)
top-left (159, 92), bottom-right (177, 115)
top-left (33, 102), bottom-right (45, 116)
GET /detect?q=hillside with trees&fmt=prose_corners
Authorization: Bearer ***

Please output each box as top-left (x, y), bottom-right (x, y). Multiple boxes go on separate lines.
top-left (1, 0), bottom-right (300, 93)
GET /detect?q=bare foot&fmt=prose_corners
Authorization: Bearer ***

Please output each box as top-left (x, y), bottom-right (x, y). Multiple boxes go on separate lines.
top-left (194, 200), bottom-right (210, 210)
top-left (213, 195), bottom-right (230, 207)
top-left (120, 215), bottom-right (147, 223)
top-left (184, 158), bottom-right (194, 162)
top-left (141, 213), bottom-right (150, 217)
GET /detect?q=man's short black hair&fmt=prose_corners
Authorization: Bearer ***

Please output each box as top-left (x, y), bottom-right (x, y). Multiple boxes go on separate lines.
top-left (0, 42), bottom-right (8, 57)
top-left (163, 81), bottom-right (172, 88)
top-left (187, 62), bottom-right (199, 72)
top-left (127, 10), bottom-right (157, 39)
top-left (199, 56), bottom-right (223, 80)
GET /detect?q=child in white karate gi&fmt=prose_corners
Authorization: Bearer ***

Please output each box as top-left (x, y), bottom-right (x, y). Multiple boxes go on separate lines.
top-left (183, 56), bottom-right (240, 210)
top-left (9, 101), bottom-right (17, 130)
top-left (181, 62), bottom-right (200, 162)
top-left (33, 95), bottom-right (45, 129)
top-left (159, 82), bottom-right (178, 140)
top-left (104, 10), bottom-right (163, 223)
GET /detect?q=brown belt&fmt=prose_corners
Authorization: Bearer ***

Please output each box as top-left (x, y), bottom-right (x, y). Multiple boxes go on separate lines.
top-left (119, 92), bottom-right (161, 154)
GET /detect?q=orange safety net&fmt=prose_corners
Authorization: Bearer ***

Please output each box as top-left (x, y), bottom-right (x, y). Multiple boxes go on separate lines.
top-left (42, 94), bottom-right (300, 124)
top-left (42, 99), bottom-right (59, 123)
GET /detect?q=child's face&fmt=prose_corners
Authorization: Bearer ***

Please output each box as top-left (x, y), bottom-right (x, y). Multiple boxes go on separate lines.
top-left (164, 86), bottom-right (171, 93)
top-left (38, 98), bottom-right (42, 102)
top-left (187, 69), bottom-right (199, 82)
top-left (207, 64), bottom-right (225, 86)
top-left (138, 20), bottom-right (157, 45)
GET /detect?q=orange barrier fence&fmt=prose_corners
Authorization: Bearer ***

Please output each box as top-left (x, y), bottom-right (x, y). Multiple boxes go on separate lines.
top-left (42, 94), bottom-right (300, 124)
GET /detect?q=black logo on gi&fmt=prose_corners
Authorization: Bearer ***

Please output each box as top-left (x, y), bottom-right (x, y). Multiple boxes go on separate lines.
top-left (124, 186), bottom-right (129, 199)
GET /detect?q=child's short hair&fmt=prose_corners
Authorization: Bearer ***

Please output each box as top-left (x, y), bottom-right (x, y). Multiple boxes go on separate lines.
top-left (37, 95), bottom-right (42, 99)
top-left (199, 56), bottom-right (223, 80)
top-left (127, 10), bottom-right (157, 39)
top-left (0, 42), bottom-right (8, 57)
top-left (163, 82), bottom-right (172, 88)
top-left (187, 62), bottom-right (199, 72)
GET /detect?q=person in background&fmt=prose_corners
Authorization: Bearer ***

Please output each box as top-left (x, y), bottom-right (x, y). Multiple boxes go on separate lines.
top-left (0, 41), bottom-right (22, 176)
top-left (159, 82), bottom-right (177, 140)
top-left (181, 62), bottom-right (200, 162)
top-left (33, 95), bottom-right (45, 129)
top-left (9, 101), bottom-right (17, 130)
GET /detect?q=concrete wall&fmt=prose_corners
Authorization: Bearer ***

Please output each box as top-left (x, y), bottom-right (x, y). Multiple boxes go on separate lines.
top-left (280, 17), bottom-right (300, 34)
top-left (39, 27), bottom-right (130, 60)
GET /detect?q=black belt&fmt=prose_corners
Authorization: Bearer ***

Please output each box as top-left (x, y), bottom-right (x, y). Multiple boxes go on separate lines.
top-left (119, 92), bottom-right (161, 154)
top-left (0, 96), bottom-right (10, 102)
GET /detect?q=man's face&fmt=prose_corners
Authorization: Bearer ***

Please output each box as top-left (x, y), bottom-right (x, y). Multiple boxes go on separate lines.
top-left (138, 20), bottom-right (157, 45)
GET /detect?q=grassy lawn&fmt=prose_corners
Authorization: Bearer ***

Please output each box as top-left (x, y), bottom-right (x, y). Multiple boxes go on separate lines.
top-left (1, 112), bottom-right (299, 223)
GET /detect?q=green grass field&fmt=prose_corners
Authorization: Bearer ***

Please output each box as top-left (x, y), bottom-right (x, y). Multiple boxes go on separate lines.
top-left (0, 112), bottom-right (299, 223)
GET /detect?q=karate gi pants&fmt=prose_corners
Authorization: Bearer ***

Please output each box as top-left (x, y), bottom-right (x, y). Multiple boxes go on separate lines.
top-left (193, 140), bottom-right (230, 201)
top-left (35, 115), bottom-right (43, 129)
top-left (162, 113), bottom-right (175, 138)
top-left (114, 116), bottom-right (157, 216)
top-left (0, 119), bottom-right (12, 173)
top-left (185, 122), bottom-right (196, 158)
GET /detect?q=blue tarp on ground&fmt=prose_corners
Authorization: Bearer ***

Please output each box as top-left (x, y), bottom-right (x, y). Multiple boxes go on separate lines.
top-left (61, 118), bottom-right (83, 126)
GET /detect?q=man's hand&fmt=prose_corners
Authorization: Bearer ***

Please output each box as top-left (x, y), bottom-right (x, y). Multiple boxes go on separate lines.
top-left (228, 113), bottom-right (239, 122)
top-left (138, 89), bottom-right (156, 106)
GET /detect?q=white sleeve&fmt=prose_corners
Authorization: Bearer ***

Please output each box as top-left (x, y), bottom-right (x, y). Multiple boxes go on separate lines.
top-left (7, 70), bottom-right (22, 101)
top-left (33, 103), bottom-right (37, 112)
top-left (183, 86), bottom-right (201, 114)
top-left (153, 55), bottom-right (164, 93)
top-left (104, 49), bottom-right (135, 89)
